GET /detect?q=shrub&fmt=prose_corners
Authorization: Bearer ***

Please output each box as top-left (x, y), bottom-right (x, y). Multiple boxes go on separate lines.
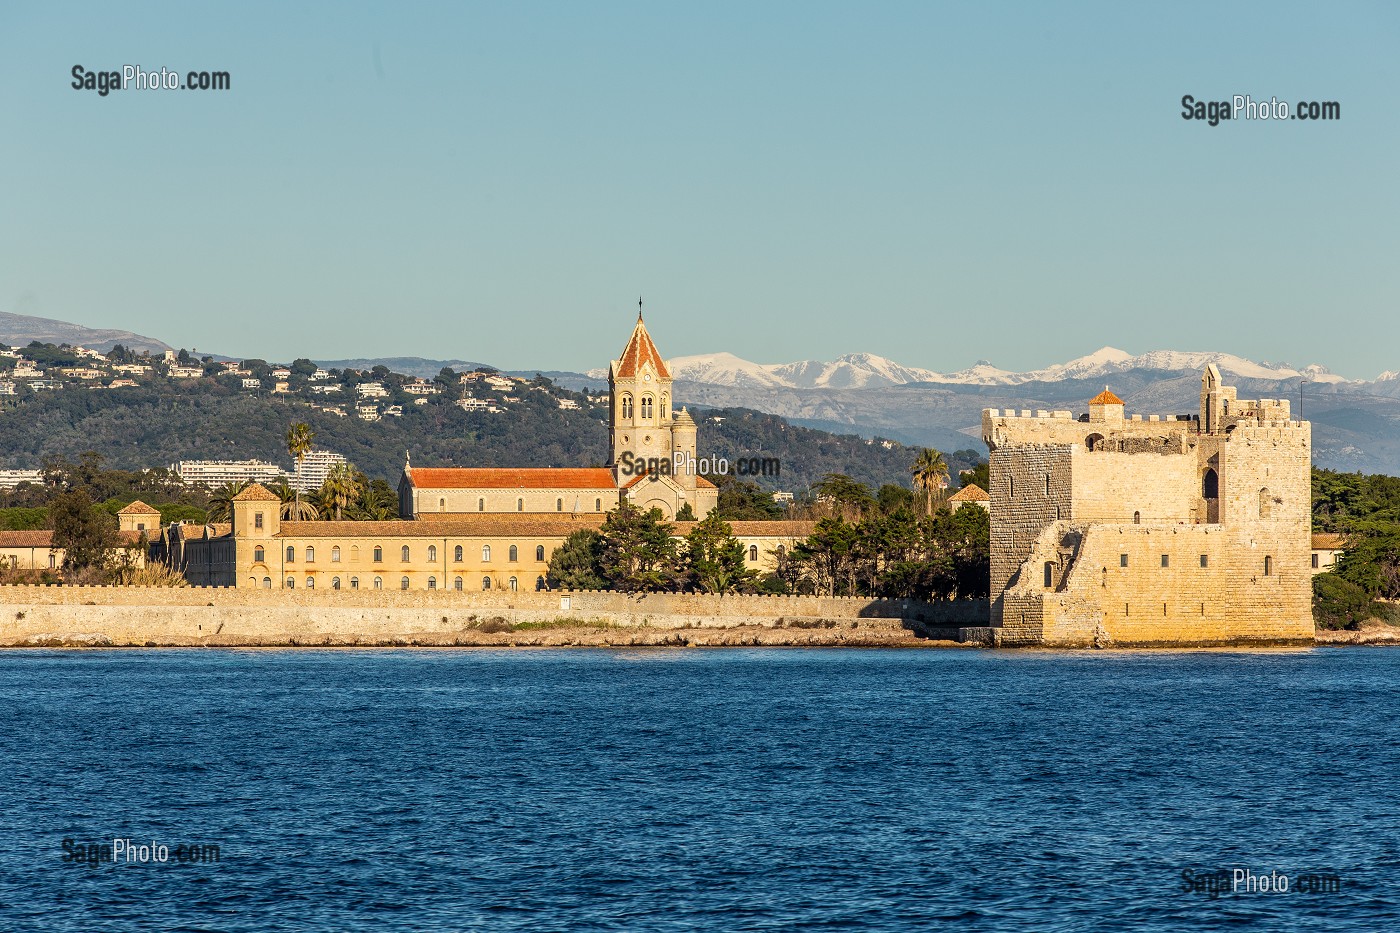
top-left (1313, 573), bottom-right (1376, 630)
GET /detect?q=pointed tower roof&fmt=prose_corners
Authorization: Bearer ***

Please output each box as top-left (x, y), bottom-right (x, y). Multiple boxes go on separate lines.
top-left (117, 500), bottom-right (161, 515)
top-left (1089, 388), bottom-right (1124, 406)
top-left (613, 314), bottom-right (670, 379)
top-left (232, 483), bottom-right (282, 502)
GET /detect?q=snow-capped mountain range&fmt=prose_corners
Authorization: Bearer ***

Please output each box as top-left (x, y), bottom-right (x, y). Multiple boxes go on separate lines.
top-left (586, 347), bottom-right (1361, 390)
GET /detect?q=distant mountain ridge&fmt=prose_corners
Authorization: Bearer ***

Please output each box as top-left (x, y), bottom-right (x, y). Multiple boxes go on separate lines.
top-left (0, 311), bottom-right (171, 354)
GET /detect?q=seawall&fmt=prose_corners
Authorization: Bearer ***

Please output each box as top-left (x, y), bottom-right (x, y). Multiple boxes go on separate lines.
top-left (0, 585), bottom-right (990, 648)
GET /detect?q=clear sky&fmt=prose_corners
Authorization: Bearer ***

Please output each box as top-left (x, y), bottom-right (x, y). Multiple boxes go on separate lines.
top-left (2, 2), bottom-right (1396, 376)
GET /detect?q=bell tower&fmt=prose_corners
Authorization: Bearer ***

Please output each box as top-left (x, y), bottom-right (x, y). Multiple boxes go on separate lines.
top-left (609, 303), bottom-right (675, 469)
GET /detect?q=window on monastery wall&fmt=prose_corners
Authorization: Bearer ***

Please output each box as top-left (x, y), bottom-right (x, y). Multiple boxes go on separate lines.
top-left (428, 545), bottom-right (437, 562)
top-left (1120, 554), bottom-right (1128, 568)
top-left (286, 577), bottom-right (295, 589)
top-left (373, 576), bottom-right (382, 589)
top-left (641, 396), bottom-right (653, 421)
top-left (351, 546), bottom-right (359, 561)
top-left (331, 546), bottom-right (340, 562)
top-left (483, 577), bottom-right (491, 591)
top-left (306, 577), bottom-right (314, 589)
top-left (428, 576), bottom-right (436, 590)
top-left (351, 577), bottom-right (359, 589)
top-left (1161, 555), bottom-right (1169, 568)
top-left (595, 498), bottom-right (602, 511)
top-left (254, 512), bottom-right (264, 530)
top-left (254, 546), bottom-right (264, 563)
top-left (454, 576), bottom-right (463, 591)
top-left (749, 545), bottom-right (758, 562)
top-left (478, 498), bottom-right (484, 512)
top-left (401, 545), bottom-right (411, 562)
top-left (439, 498), bottom-right (445, 512)
top-left (621, 395), bottom-right (633, 419)
top-left (1200, 555), bottom-right (1209, 568)
top-left (332, 577), bottom-right (341, 590)
top-left (455, 545), bottom-right (463, 562)
top-left (286, 546), bottom-right (295, 562)
top-left (263, 577), bottom-right (271, 588)
top-left (1312, 553), bottom-right (1320, 569)
top-left (1133, 511), bottom-right (1141, 524)
top-left (536, 575), bottom-right (545, 590)
top-left (400, 576), bottom-right (410, 590)
top-left (536, 545), bottom-right (545, 562)
top-left (509, 545), bottom-right (518, 562)
top-left (306, 546), bottom-right (315, 563)
top-left (556, 498), bottom-right (563, 512)
top-left (517, 498), bottom-right (523, 512)
top-left (482, 545), bottom-right (491, 562)
top-left (373, 546), bottom-right (383, 562)
top-left (1264, 556), bottom-right (1273, 576)
top-left (509, 576), bottom-right (518, 592)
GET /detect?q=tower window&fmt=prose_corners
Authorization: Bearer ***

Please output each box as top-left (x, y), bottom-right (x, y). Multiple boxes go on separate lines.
top-left (1120, 554), bottom-right (1128, 568)
top-left (641, 396), bottom-right (653, 420)
top-left (1161, 555), bottom-right (1169, 568)
top-left (478, 498), bottom-right (484, 512)
top-left (621, 395), bottom-right (633, 419)
top-left (1264, 555), bottom-right (1273, 576)
top-left (254, 546), bottom-right (264, 563)
top-left (556, 498), bottom-right (563, 512)
top-left (517, 498), bottom-right (523, 512)
top-left (1133, 511), bottom-right (1141, 524)
top-left (1200, 554), bottom-right (1209, 568)
top-left (254, 512), bottom-right (264, 530)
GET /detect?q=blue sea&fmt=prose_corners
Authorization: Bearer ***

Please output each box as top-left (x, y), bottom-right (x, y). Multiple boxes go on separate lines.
top-left (1, 647), bottom-right (1396, 931)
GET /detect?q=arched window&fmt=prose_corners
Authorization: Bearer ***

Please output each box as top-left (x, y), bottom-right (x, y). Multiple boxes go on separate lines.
top-left (351, 546), bottom-right (359, 560)
top-left (438, 498), bottom-right (445, 512)
top-left (1202, 469), bottom-right (1219, 499)
top-left (482, 577), bottom-right (491, 591)
top-left (401, 545), bottom-right (411, 562)
top-left (428, 576), bottom-right (436, 590)
top-left (776, 545), bottom-right (786, 559)
top-left (262, 577), bottom-right (271, 589)
top-left (478, 498), bottom-right (484, 512)
top-left (350, 577), bottom-right (359, 590)
top-left (1133, 511), bottom-right (1141, 524)
top-left (536, 545), bottom-right (545, 561)
top-left (304, 546), bottom-right (313, 563)
top-left (306, 577), bottom-right (314, 589)
top-left (373, 546), bottom-right (383, 562)
top-left (595, 498), bottom-right (602, 511)
top-left (661, 393), bottom-right (668, 416)
top-left (286, 546), bottom-right (295, 562)
top-left (248, 577), bottom-right (256, 588)
top-left (373, 576), bottom-right (382, 589)
top-left (454, 576), bottom-right (463, 591)
top-left (286, 577), bottom-right (295, 589)
top-left (253, 546), bottom-right (265, 563)
top-left (509, 545), bottom-right (518, 562)
top-left (454, 545), bottom-right (463, 562)
top-left (621, 394), bottom-right (633, 419)
top-left (509, 576), bottom-right (518, 592)
top-left (427, 545), bottom-right (437, 562)
top-left (482, 545), bottom-right (491, 562)
top-left (331, 546), bottom-right (340, 562)
top-left (517, 498), bottom-right (523, 512)
top-left (749, 545), bottom-right (758, 562)
top-left (536, 575), bottom-right (546, 591)
top-left (556, 498), bottom-right (563, 512)
top-left (641, 395), bottom-right (653, 420)
top-left (400, 576), bottom-right (410, 590)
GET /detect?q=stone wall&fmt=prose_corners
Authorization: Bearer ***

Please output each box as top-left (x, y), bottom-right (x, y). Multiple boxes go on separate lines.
top-left (0, 585), bottom-right (989, 647)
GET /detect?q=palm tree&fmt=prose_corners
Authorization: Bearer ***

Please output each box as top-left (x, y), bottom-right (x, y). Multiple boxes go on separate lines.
top-left (271, 478), bottom-right (319, 520)
top-left (205, 480), bottom-right (249, 523)
top-left (318, 462), bottom-right (363, 521)
top-left (910, 448), bottom-right (950, 515)
top-left (284, 422), bottom-right (315, 516)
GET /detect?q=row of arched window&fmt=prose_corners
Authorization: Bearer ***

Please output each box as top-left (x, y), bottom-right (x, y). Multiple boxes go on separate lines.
top-left (476, 498), bottom-right (606, 512)
top-left (259, 544), bottom-right (550, 564)
top-left (256, 575), bottom-right (548, 591)
top-left (618, 393), bottom-right (666, 422)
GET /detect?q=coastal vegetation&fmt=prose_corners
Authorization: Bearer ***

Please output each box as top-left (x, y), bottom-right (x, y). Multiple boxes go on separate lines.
top-left (1311, 467), bottom-right (1400, 629)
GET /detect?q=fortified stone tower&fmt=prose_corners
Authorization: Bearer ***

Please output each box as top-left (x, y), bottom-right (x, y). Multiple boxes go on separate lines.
top-left (979, 366), bottom-right (1313, 647)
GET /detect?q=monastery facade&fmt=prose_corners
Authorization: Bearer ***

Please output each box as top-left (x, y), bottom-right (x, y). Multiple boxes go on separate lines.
top-left (168, 312), bottom-right (799, 590)
top-left (981, 364), bottom-right (1313, 646)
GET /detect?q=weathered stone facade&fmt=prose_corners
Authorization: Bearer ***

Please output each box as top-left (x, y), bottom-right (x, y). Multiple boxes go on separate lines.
top-left (981, 366), bottom-right (1313, 646)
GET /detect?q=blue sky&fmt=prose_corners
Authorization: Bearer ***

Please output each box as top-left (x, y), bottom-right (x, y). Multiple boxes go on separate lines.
top-left (1, 2), bottom-right (1396, 376)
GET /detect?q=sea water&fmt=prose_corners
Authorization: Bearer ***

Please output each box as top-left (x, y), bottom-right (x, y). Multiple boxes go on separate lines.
top-left (1, 648), bottom-right (1396, 931)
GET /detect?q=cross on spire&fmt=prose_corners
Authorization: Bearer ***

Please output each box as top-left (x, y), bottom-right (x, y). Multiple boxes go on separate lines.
top-left (638, 295), bottom-right (643, 321)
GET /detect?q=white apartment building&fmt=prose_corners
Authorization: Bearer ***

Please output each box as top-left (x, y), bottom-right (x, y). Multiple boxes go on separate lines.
top-left (174, 459), bottom-right (287, 489)
top-left (292, 450), bottom-right (349, 492)
top-left (0, 469), bottom-right (44, 488)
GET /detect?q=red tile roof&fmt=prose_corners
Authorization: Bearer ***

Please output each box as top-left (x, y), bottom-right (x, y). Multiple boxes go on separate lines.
top-left (0, 530), bottom-right (55, 548)
top-left (233, 483), bottom-right (283, 502)
top-left (407, 468), bottom-right (618, 490)
top-left (614, 318), bottom-right (670, 379)
top-left (1089, 389), bottom-right (1124, 406)
top-left (948, 484), bottom-right (990, 502)
top-left (1311, 533), bottom-right (1347, 550)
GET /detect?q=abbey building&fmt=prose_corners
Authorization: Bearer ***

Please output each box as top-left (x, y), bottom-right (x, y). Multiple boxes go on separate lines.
top-left (398, 312), bottom-right (718, 521)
